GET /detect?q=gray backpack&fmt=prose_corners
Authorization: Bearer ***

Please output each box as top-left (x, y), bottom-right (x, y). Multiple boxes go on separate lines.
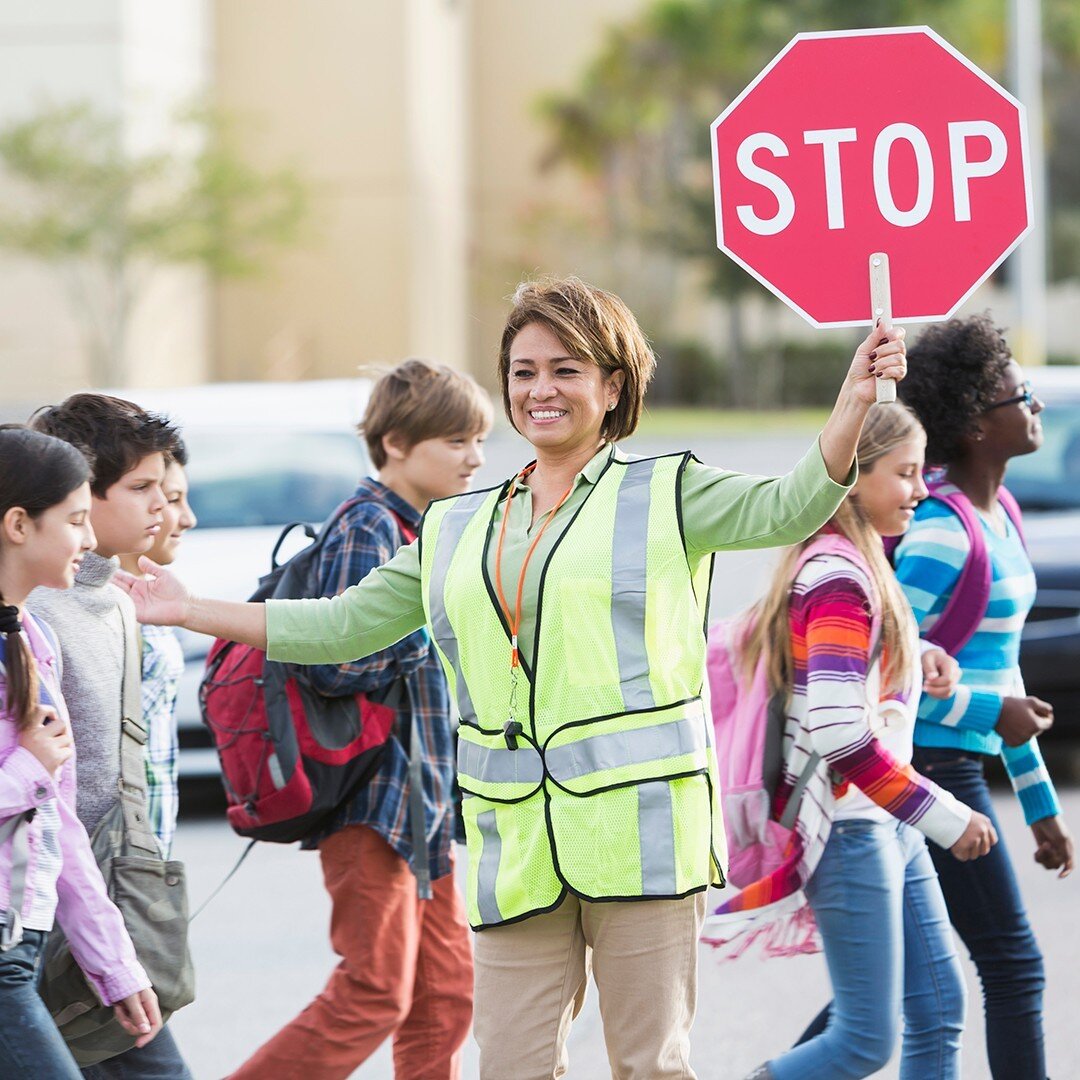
top-left (38, 602), bottom-right (195, 1066)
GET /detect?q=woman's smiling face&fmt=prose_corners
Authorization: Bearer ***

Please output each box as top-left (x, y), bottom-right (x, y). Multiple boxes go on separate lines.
top-left (507, 322), bottom-right (623, 457)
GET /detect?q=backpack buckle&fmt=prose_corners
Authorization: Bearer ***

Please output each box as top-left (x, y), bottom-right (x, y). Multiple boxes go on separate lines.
top-left (502, 720), bottom-right (523, 751)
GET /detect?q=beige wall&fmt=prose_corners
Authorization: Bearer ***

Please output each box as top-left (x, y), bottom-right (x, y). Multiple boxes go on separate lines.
top-left (212, 0), bottom-right (412, 381)
top-left (212, 0), bottom-right (641, 384)
top-left (0, 0), bottom-right (209, 399)
top-left (467, 0), bottom-right (641, 383)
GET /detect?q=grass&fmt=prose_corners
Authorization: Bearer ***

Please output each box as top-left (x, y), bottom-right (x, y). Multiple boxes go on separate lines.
top-left (635, 405), bottom-right (831, 437)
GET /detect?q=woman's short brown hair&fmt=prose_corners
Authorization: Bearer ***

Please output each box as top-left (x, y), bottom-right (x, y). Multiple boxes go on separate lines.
top-left (360, 359), bottom-right (492, 470)
top-left (497, 277), bottom-right (656, 442)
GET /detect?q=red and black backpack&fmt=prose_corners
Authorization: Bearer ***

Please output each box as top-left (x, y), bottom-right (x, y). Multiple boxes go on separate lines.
top-left (199, 499), bottom-right (413, 843)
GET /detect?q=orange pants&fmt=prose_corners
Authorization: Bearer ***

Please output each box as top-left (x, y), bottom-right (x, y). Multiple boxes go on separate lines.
top-left (229, 824), bottom-right (474, 1080)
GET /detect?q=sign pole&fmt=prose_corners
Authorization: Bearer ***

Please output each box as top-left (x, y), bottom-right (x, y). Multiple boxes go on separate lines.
top-left (869, 252), bottom-right (896, 404)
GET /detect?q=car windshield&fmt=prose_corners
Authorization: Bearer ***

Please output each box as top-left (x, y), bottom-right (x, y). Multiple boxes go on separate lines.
top-left (1007, 401), bottom-right (1080, 511)
top-left (183, 428), bottom-right (367, 528)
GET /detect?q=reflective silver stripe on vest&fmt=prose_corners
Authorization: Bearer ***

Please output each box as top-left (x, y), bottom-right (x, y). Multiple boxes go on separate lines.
top-left (545, 714), bottom-right (705, 782)
top-left (428, 490), bottom-right (489, 725)
top-left (638, 781), bottom-right (678, 893)
top-left (611, 460), bottom-right (658, 711)
top-left (475, 810), bottom-right (503, 924)
top-left (458, 739), bottom-right (544, 786)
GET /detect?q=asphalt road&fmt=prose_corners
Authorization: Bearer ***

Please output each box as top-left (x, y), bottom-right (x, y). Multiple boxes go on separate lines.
top-left (170, 785), bottom-right (1078, 1079)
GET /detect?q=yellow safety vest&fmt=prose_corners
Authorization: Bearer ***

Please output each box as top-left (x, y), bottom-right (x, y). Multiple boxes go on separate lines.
top-left (419, 450), bottom-right (726, 928)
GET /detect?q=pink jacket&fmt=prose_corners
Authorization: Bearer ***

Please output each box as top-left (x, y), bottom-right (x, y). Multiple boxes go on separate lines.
top-left (0, 612), bottom-right (149, 1005)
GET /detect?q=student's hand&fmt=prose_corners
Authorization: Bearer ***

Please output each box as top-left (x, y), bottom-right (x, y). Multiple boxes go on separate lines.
top-left (17, 705), bottom-right (73, 776)
top-left (113, 557), bottom-right (192, 627)
top-left (921, 649), bottom-right (961, 699)
top-left (843, 319), bottom-right (907, 407)
top-left (996, 696), bottom-right (1053, 747)
top-left (949, 811), bottom-right (998, 861)
top-left (1031, 815), bottom-right (1074, 878)
top-left (113, 987), bottom-right (162, 1048)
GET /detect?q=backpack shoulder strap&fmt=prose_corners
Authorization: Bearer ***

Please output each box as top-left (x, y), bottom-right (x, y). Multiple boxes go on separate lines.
top-left (117, 597), bottom-right (163, 856)
top-left (317, 495), bottom-right (366, 543)
top-left (21, 615), bottom-right (64, 707)
top-left (268, 495), bottom-right (367, 574)
top-left (388, 510), bottom-right (418, 545)
top-left (316, 497), bottom-right (417, 554)
top-left (774, 534), bottom-right (884, 828)
top-left (921, 480), bottom-right (990, 655)
top-left (792, 533), bottom-right (882, 641)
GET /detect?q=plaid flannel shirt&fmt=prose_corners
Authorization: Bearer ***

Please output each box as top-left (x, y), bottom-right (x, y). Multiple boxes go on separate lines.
top-left (298, 479), bottom-right (456, 882)
top-left (139, 624), bottom-right (184, 857)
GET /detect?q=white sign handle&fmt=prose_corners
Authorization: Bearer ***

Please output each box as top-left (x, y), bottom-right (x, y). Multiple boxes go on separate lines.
top-left (869, 252), bottom-right (896, 404)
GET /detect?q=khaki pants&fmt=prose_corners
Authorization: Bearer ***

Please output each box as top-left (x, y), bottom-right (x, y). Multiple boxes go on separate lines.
top-left (473, 891), bottom-right (706, 1080)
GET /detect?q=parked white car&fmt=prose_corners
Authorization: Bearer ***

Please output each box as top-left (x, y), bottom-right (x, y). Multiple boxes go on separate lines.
top-left (120, 379), bottom-right (372, 777)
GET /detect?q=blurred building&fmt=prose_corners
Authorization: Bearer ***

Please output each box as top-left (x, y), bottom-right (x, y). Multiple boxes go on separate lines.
top-left (213, 0), bottom-right (645, 386)
top-left (3, 1), bottom-right (1075, 403)
top-left (0, 0), bottom-right (211, 398)
top-left (0, 0), bottom-right (640, 397)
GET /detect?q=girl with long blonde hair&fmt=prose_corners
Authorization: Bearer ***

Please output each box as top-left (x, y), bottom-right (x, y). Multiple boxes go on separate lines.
top-left (737, 405), bottom-right (996, 1080)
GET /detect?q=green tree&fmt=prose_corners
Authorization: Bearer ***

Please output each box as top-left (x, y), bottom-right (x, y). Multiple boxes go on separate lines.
top-left (0, 103), bottom-right (307, 386)
top-left (538, 0), bottom-right (1080, 404)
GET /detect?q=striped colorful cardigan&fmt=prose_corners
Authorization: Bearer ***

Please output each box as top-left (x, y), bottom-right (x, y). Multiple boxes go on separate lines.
top-left (704, 534), bottom-right (970, 957)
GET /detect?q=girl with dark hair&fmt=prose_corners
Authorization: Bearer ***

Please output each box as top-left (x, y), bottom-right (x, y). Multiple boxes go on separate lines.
top-left (896, 315), bottom-right (1074, 1079)
top-left (0, 425), bottom-right (161, 1077)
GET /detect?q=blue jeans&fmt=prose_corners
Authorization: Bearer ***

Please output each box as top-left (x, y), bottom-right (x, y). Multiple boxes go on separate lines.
top-left (912, 746), bottom-right (1047, 1080)
top-left (80, 1025), bottom-right (192, 1080)
top-left (769, 819), bottom-right (965, 1080)
top-left (0, 928), bottom-right (82, 1078)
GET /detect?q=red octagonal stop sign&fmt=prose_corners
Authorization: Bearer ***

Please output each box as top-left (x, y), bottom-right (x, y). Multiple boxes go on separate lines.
top-left (711, 26), bottom-right (1032, 326)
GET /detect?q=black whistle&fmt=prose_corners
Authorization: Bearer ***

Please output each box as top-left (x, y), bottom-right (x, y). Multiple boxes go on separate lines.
top-left (503, 720), bottom-right (523, 750)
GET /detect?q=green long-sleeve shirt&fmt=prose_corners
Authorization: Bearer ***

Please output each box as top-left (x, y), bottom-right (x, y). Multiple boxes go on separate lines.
top-left (267, 438), bottom-right (853, 668)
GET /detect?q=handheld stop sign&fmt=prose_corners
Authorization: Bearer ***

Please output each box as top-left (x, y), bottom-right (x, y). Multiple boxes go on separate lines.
top-left (711, 26), bottom-right (1032, 404)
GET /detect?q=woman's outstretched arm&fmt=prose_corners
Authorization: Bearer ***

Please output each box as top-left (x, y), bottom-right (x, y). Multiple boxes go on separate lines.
top-left (115, 540), bottom-right (427, 665)
top-left (115, 557), bottom-right (269, 648)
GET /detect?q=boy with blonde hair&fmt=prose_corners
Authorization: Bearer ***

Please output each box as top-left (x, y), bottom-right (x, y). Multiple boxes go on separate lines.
top-left (229, 360), bottom-right (491, 1080)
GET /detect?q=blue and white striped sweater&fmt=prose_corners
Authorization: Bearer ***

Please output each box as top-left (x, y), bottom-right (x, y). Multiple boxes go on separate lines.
top-left (894, 497), bottom-right (1060, 825)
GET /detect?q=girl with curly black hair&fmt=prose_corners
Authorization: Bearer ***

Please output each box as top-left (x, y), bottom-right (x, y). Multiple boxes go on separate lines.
top-left (895, 314), bottom-right (1074, 1079)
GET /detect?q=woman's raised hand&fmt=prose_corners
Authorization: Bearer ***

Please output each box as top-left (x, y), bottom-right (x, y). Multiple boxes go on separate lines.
top-left (845, 319), bottom-right (907, 406)
top-left (113, 556), bottom-right (192, 627)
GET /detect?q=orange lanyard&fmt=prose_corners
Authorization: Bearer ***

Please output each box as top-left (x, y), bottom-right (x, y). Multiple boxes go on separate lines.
top-left (493, 464), bottom-right (575, 674)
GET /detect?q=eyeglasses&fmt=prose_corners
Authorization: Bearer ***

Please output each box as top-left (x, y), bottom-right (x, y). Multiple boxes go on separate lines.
top-left (986, 381), bottom-right (1036, 411)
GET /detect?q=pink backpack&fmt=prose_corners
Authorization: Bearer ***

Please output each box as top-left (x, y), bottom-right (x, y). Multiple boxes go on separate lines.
top-left (709, 534), bottom-right (879, 888)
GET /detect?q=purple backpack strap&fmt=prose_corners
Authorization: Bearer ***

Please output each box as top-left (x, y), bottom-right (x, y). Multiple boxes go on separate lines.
top-left (921, 480), bottom-right (991, 655)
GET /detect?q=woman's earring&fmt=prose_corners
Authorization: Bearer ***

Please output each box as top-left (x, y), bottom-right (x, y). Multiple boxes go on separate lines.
top-left (607, 402), bottom-right (617, 411)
